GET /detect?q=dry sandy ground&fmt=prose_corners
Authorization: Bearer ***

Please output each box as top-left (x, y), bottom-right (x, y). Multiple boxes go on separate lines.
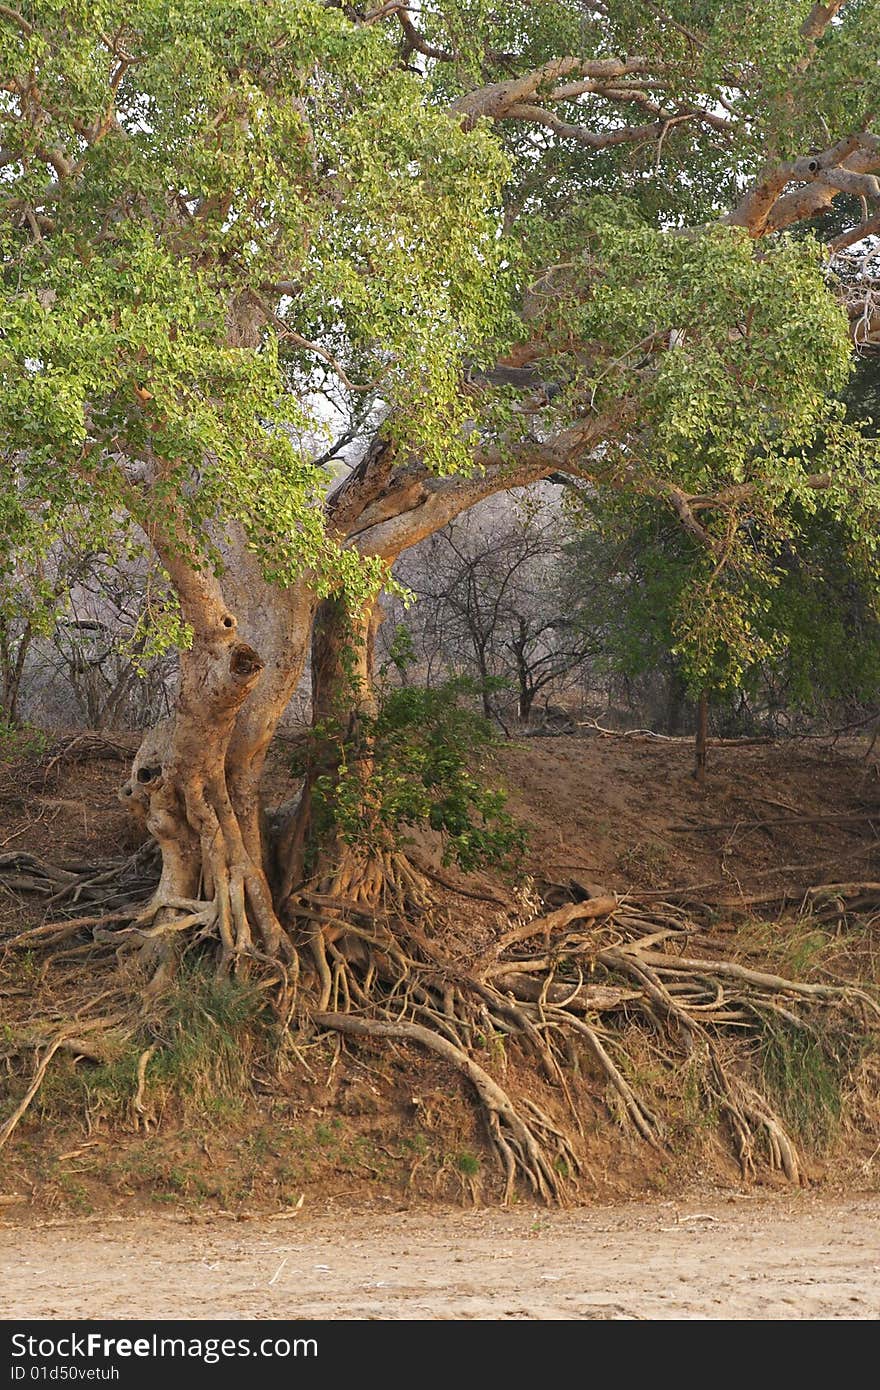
top-left (2, 1194), bottom-right (879, 1320)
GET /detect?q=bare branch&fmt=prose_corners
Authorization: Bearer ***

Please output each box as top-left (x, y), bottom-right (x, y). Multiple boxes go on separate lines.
top-left (452, 56), bottom-right (662, 127)
top-left (248, 291), bottom-right (375, 394)
top-left (724, 133), bottom-right (879, 237)
top-left (503, 102), bottom-right (673, 150)
top-left (640, 1), bottom-right (708, 49)
top-left (821, 168), bottom-right (880, 200)
top-left (651, 471), bottom-right (839, 559)
top-left (766, 144), bottom-right (880, 235)
top-left (33, 145), bottom-right (74, 179)
top-left (344, 417), bottom-right (614, 561)
top-left (659, 484), bottom-right (723, 555)
top-left (397, 8), bottom-right (453, 61)
top-left (830, 209), bottom-right (880, 253)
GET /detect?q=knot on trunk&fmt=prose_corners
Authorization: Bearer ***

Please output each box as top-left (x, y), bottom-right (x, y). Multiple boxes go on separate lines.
top-left (230, 643), bottom-right (263, 680)
top-left (120, 717), bottom-right (174, 819)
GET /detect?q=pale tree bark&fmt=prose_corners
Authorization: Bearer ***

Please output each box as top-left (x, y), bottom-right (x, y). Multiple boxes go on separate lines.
top-left (121, 404), bottom-right (613, 940)
top-left (119, 518), bottom-right (310, 963)
top-left (273, 594), bottom-right (384, 913)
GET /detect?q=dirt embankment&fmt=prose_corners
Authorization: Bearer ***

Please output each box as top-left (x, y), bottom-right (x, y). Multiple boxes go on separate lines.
top-left (1, 728), bottom-right (879, 1222)
top-left (495, 731), bottom-right (880, 903)
top-left (2, 726), bottom-right (878, 919)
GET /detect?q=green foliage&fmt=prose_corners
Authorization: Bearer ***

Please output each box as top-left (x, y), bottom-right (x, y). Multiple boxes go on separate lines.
top-left (519, 211), bottom-right (871, 490)
top-left (566, 483), bottom-right (880, 711)
top-left (512, 200), bottom-right (880, 700)
top-left (295, 677), bottom-right (526, 873)
top-left (0, 0), bottom-right (513, 614)
top-left (420, 1), bottom-right (880, 231)
top-left (0, 716), bottom-right (48, 758)
top-left (379, 624), bottom-right (417, 683)
top-left (760, 1020), bottom-right (851, 1152)
top-left (4, 0), bottom-right (880, 756)
top-left (454, 1149), bottom-right (480, 1176)
top-left (151, 965), bottom-right (271, 1097)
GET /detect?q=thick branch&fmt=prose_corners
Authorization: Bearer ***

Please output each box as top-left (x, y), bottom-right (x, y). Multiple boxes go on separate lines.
top-left (724, 133), bottom-right (876, 237)
top-left (0, 5), bottom-right (33, 37)
top-left (830, 209), bottom-right (880, 252)
top-left (340, 418), bottom-right (613, 562)
top-left (504, 103), bottom-right (678, 151)
top-left (800, 1), bottom-right (847, 44)
top-left (396, 7), bottom-right (453, 61)
top-left (452, 57), bottom-right (661, 127)
top-left (659, 484), bottom-right (723, 555)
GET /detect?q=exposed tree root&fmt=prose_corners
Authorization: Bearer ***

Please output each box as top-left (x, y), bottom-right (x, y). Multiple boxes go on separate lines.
top-left (0, 1014), bottom-right (127, 1154)
top-left (706, 1046), bottom-right (801, 1184)
top-left (0, 845), bottom-right (160, 914)
top-left (282, 860), bottom-right (879, 1198)
top-left (314, 1012), bottom-right (569, 1202)
top-left (2, 850), bottom-right (878, 1202)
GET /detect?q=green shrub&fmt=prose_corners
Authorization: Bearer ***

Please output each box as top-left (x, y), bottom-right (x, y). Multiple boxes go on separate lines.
top-left (293, 676), bottom-right (526, 873)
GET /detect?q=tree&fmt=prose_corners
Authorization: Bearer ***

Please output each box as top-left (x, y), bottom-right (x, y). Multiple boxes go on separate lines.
top-left (4, 1), bottom-right (880, 1194)
top-left (563, 486), bottom-right (880, 739)
top-left (386, 499), bottom-right (597, 724)
top-left (43, 547), bottom-right (178, 730)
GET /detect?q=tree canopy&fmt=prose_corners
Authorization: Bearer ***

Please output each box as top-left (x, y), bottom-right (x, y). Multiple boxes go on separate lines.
top-left (1, 1), bottom-right (879, 880)
top-left (2, 1), bottom-right (879, 664)
top-left (0, 0), bottom-right (516, 622)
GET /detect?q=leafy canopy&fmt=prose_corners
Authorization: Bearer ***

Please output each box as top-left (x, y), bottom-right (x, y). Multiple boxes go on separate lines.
top-left (2, 0), bottom-right (880, 690)
top-left (0, 0), bottom-right (512, 602)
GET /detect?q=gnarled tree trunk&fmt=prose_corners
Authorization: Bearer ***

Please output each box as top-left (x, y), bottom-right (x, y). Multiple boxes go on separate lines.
top-left (120, 534), bottom-right (315, 971)
top-left (120, 416), bottom-right (610, 967)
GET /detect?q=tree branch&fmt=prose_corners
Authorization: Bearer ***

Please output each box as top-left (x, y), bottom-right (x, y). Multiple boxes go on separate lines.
top-left (830, 209), bottom-right (880, 253)
top-left (800, 1), bottom-right (847, 43)
top-left (723, 133), bottom-right (878, 236)
top-left (397, 8), bottom-right (453, 61)
top-left (504, 103), bottom-right (674, 150)
top-left (658, 484), bottom-right (723, 555)
top-left (343, 418), bottom-right (614, 561)
top-left (452, 56), bottom-right (661, 127)
top-left (0, 4), bottom-right (33, 37)
top-left (248, 290), bottom-right (374, 393)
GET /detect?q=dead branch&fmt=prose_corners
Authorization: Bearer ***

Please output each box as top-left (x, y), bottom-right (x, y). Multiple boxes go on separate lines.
top-left (0, 1016), bottom-right (118, 1154)
top-left (670, 811), bottom-right (879, 833)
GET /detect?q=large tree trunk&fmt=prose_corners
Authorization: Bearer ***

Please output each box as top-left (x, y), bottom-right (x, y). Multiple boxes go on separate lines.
top-left (120, 530), bottom-right (315, 969)
top-left (273, 594), bottom-right (384, 916)
top-left (120, 416), bottom-right (610, 962)
top-left (219, 540), bottom-right (317, 878)
top-left (123, 619), bottom-right (283, 962)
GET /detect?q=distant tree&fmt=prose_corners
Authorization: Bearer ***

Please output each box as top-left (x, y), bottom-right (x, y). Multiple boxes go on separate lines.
top-left (564, 479), bottom-right (880, 740)
top-left (43, 550), bottom-right (178, 730)
top-left (388, 504), bottom-right (598, 724)
top-left (0, 530), bottom-right (101, 726)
